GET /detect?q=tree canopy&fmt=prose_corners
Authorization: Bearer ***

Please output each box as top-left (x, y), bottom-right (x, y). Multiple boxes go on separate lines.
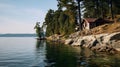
top-left (34, 22), bottom-right (44, 38)
top-left (42, 0), bottom-right (120, 37)
top-left (82, 0), bottom-right (120, 18)
top-left (43, 0), bottom-right (77, 36)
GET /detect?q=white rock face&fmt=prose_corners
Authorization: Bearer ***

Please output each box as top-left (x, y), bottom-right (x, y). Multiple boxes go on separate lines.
top-left (65, 39), bottom-right (73, 45)
top-left (65, 32), bottom-right (120, 52)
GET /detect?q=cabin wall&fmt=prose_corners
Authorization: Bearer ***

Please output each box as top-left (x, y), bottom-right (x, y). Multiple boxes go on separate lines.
top-left (82, 21), bottom-right (90, 30)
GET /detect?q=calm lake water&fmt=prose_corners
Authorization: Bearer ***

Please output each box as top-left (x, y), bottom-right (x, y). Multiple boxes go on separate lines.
top-left (0, 37), bottom-right (120, 67)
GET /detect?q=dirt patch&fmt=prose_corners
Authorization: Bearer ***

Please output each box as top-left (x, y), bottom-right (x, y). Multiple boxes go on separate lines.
top-left (79, 22), bottom-right (120, 36)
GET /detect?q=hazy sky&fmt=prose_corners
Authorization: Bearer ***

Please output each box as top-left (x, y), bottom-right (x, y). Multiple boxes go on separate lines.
top-left (0, 0), bottom-right (57, 33)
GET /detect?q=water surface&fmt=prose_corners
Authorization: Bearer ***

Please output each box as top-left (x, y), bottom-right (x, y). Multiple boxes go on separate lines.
top-left (0, 37), bottom-right (46, 67)
top-left (0, 37), bottom-right (120, 67)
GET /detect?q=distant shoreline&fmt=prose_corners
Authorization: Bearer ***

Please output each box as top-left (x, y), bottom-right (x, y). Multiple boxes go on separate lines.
top-left (0, 34), bottom-right (37, 37)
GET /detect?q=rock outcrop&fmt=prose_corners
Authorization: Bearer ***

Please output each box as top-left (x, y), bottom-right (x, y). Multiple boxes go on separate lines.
top-left (46, 34), bottom-right (65, 43)
top-left (65, 32), bottom-right (120, 53)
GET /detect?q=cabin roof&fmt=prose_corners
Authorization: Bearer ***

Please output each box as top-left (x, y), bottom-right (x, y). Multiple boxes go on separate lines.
top-left (83, 18), bottom-right (113, 23)
top-left (83, 18), bottom-right (97, 23)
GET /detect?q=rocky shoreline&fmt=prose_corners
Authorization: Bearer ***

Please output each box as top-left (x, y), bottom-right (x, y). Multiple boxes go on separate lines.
top-left (46, 32), bottom-right (120, 54)
top-left (65, 32), bottom-right (120, 54)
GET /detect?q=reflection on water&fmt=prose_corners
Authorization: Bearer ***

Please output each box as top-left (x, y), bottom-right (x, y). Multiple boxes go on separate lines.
top-left (36, 40), bottom-right (45, 49)
top-left (45, 42), bottom-right (77, 67)
top-left (0, 37), bottom-right (120, 67)
top-left (45, 41), bottom-right (120, 67)
top-left (31, 40), bottom-right (46, 67)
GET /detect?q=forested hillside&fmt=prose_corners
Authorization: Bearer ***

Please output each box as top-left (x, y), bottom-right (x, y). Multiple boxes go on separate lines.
top-left (43, 0), bottom-right (120, 37)
top-left (43, 0), bottom-right (77, 37)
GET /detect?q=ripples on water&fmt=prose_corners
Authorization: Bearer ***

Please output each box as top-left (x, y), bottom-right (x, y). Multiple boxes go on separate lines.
top-left (0, 37), bottom-right (120, 67)
top-left (0, 37), bottom-right (46, 67)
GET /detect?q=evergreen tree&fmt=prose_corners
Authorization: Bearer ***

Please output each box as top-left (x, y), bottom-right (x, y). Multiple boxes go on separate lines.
top-left (43, 0), bottom-right (120, 37)
top-left (83, 0), bottom-right (109, 18)
top-left (34, 22), bottom-right (43, 38)
top-left (44, 0), bottom-right (77, 37)
top-left (82, 0), bottom-right (120, 18)
top-left (44, 9), bottom-right (54, 36)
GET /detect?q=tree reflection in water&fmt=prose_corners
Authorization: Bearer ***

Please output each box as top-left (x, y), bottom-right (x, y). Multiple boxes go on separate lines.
top-left (34, 41), bottom-right (120, 67)
top-left (36, 40), bottom-right (45, 49)
top-left (31, 40), bottom-right (46, 67)
top-left (45, 42), bottom-right (77, 67)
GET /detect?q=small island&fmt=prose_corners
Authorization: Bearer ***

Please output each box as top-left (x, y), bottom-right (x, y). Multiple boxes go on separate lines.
top-left (34, 22), bottom-right (46, 40)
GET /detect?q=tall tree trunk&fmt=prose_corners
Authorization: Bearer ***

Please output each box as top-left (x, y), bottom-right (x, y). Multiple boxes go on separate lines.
top-left (101, 0), bottom-right (104, 18)
top-left (110, 0), bottom-right (114, 20)
top-left (96, 0), bottom-right (99, 18)
top-left (77, 1), bottom-right (82, 31)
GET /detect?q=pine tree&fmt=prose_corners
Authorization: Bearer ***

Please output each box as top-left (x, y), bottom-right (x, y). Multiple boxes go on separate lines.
top-left (43, 0), bottom-right (77, 37)
top-left (34, 22), bottom-right (43, 38)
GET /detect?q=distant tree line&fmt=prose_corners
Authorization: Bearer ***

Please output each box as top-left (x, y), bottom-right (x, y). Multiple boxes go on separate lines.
top-left (43, 0), bottom-right (120, 37)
